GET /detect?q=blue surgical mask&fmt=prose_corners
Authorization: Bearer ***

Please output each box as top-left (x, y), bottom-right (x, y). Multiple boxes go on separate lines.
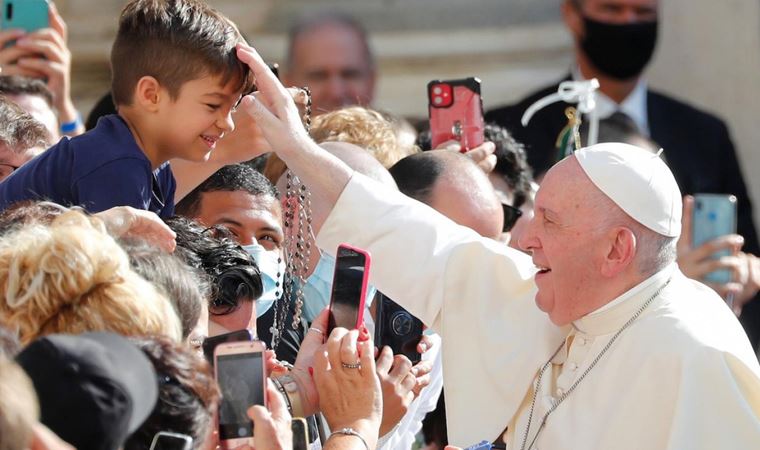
top-left (301, 251), bottom-right (377, 323)
top-left (243, 244), bottom-right (285, 318)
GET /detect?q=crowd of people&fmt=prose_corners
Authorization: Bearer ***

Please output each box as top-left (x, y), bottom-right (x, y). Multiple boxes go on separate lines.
top-left (0, 0), bottom-right (759, 449)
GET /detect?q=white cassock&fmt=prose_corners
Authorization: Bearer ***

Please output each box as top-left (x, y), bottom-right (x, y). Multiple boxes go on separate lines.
top-left (316, 174), bottom-right (760, 449)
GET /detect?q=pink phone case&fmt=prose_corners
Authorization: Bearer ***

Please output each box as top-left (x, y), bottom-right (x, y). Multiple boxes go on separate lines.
top-left (327, 243), bottom-right (371, 333)
top-left (428, 77), bottom-right (485, 151)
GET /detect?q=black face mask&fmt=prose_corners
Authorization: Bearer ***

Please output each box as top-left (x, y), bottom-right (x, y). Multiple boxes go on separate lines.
top-left (580, 16), bottom-right (658, 80)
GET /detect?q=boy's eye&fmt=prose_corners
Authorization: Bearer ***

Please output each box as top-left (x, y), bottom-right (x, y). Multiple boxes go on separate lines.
top-left (205, 103), bottom-right (221, 111)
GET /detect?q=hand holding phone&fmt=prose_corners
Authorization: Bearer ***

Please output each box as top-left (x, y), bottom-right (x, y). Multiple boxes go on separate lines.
top-left (214, 340), bottom-right (268, 449)
top-left (326, 244), bottom-right (371, 337)
top-left (374, 294), bottom-right (423, 364)
top-left (428, 77), bottom-right (485, 151)
top-left (691, 194), bottom-right (738, 284)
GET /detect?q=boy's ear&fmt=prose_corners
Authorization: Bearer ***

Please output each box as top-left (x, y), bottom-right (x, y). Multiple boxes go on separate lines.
top-left (134, 76), bottom-right (163, 113)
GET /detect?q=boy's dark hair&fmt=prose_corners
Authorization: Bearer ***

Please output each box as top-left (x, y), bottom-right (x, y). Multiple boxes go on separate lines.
top-left (122, 240), bottom-right (209, 339)
top-left (0, 75), bottom-right (54, 107)
top-left (165, 216), bottom-right (262, 316)
top-left (484, 123), bottom-right (534, 209)
top-left (124, 335), bottom-right (219, 450)
top-left (111, 0), bottom-right (254, 106)
top-left (0, 96), bottom-right (51, 151)
top-left (176, 163), bottom-right (279, 217)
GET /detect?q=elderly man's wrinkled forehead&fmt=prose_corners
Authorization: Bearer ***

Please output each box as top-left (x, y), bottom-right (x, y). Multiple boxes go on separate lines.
top-left (537, 156), bottom-right (619, 223)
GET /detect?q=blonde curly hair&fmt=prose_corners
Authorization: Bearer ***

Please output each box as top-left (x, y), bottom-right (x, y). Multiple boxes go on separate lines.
top-left (0, 211), bottom-right (181, 345)
top-left (310, 106), bottom-right (419, 169)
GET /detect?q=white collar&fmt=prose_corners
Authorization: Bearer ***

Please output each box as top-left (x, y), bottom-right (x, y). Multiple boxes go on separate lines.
top-left (572, 263), bottom-right (675, 335)
top-left (571, 66), bottom-right (650, 136)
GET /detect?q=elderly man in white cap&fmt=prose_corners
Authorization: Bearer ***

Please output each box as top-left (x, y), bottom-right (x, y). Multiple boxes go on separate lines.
top-left (235, 43), bottom-right (760, 450)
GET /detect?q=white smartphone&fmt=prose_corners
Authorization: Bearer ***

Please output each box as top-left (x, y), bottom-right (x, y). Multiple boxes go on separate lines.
top-left (214, 340), bottom-right (267, 449)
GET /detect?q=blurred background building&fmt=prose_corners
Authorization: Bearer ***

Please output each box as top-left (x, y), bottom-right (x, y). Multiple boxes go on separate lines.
top-left (59, 0), bottom-right (760, 225)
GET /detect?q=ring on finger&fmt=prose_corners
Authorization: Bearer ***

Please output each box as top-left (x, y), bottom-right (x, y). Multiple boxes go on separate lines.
top-left (341, 362), bottom-right (361, 369)
top-left (308, 327), bottom-right (325, 336)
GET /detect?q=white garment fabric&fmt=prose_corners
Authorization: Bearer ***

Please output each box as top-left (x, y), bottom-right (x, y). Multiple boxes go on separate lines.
top-left (364, 296), bottom-right (444, 450)
top-left (572, 65), bottom-right (650, 135)
top-left (316, 173), bottom-right (760, 448)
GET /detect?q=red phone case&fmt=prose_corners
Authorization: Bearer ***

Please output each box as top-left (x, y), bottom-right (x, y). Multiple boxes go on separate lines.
top-left (428, 77), bottom-right (485, 152)
top-left (327, 243), bottom-right (371, 335)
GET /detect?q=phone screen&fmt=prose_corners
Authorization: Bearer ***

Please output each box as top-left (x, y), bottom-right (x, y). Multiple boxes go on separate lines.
top-left (216, 352), bottom-right (265, 440)
top-left (150, 432), bottom-right (192, 450)
top-left (327, 247), bottom-right (368, 334)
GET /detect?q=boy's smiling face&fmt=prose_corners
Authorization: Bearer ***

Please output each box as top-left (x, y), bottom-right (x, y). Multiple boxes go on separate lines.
top-left (154, 74), bottom-right (242, 163)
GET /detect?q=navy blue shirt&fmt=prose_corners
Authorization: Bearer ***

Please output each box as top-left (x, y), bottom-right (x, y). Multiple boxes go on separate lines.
top-left (0, 114), bottom-right (176, 217)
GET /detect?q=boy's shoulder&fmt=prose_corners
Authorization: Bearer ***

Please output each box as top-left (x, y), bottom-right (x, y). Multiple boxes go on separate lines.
top-left (69, 115), bottom-right (151, 169)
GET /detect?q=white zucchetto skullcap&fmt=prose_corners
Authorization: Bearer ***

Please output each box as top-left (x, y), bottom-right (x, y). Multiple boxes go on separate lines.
top-left (574, 143), bottom-right (682, 237)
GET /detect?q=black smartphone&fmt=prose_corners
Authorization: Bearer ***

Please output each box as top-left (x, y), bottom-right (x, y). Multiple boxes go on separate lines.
top-left (291, 418), bottom-right (309, 450)
top-left (202, 329), bottom-right (255, 366)
top-left (326, 244), bottom-right (371, 336)
top-left (374, 294), bottom-right (423, 364)
top-left (149, 432), bottom-right (192, 450)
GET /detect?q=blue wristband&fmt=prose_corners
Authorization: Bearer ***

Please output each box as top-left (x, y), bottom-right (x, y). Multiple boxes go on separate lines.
top-left (60, 113), bottom-right (82, 134)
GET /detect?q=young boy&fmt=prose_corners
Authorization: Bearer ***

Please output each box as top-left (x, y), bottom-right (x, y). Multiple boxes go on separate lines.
top-left (0, 0), bottom-right (254, 218)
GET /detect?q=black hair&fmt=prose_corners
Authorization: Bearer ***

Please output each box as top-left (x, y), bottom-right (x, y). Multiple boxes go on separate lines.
top-left (389, 152), bottom-right (446, 203)
top-left (165, 216), bottom-right (262, 316)
top-left (122, 240), bottom-right (208, 340)
top-left (175, 164), bottom-right (279, 218)
top-left (124, 335), bottom-right (219, 450)
top-left (483, 123), bottom-right (534, 208)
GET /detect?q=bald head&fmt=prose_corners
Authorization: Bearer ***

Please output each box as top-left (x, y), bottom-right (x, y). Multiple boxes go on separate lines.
top-left (391, 151), bottom-right (503, 240)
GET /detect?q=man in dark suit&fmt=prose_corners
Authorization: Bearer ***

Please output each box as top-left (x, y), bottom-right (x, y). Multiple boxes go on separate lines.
top-left (487, 0), bottom-right (760, 347)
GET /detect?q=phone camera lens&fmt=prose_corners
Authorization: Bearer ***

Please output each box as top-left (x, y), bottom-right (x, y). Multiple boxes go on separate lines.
top-left (433, 86), bottom-right (442, 95)
top-left (433, 97), bottom-right (443, 105)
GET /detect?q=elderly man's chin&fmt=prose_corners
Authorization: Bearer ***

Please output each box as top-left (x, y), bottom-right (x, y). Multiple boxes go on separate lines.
top-left (535, 291), bottom-right (571, 326)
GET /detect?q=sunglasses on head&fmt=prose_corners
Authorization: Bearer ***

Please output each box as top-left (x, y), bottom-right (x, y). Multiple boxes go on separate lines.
top-left (502, 203), bottom-right (523, 233)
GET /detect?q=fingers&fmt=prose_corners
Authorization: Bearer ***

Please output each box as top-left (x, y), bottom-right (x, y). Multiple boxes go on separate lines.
top-left (265, 379), bottom-right (291, 423)
top-left (417, 334), bottom-right (433, 354)
top-left (236, 44), bottom-right (289, 101)
top-left (434, 139), bottom-right (462, 151)
top-left (411, 359), bottom-right (433, 378)
top-left (49, 2), bottom-right (68, 42)
top-left (389, 354), bottom-right (413, 380)
top-left (311, 308), bottom-right (330, 334)
top-left (325, 327), bottom-right (350, 370)
top-left (464, 141), bottom-right (495, 162)
top-left (678, 195), bottom-right (694, 253)
top-left (375, 346), bottom-right (393, 374)
top-left (17, 57), bottom-right (65, 80)
top-left (339, 329), bottom-right (360, 365)
top-left (477, 154), bottom-right (497, 173)
top-left (0, 29), bottom-right (26, 50)
top-left (357, 337), bottom-right (375, 374)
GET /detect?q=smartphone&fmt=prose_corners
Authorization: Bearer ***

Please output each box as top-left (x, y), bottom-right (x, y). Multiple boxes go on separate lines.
top-left (202, 329), bottom-right (255, 366)
top-left (149, 431), bottom-right (192, 450)
top-left (428, 77), bottom-right (485, 151)
top-left (1, 0), bottom-right (49, 33)
top-left (692, 193), bottom-right (738, 284)
top-left (291, 418), bottom-right (309, 450)
top-left (214, 340), bottom-right (268, 449)
top-left (374, 294), bottom-right (423, 364)
top-left (326, 244), bottom-right (371, 336)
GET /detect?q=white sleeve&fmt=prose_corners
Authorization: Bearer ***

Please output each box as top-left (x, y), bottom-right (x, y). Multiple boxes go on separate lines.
top-left (316, 174), bottom-right (566, 446)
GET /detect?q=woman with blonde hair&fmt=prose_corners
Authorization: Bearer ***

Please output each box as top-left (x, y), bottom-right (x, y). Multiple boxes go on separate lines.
top-left (0, 210), bottom-right (181, 344)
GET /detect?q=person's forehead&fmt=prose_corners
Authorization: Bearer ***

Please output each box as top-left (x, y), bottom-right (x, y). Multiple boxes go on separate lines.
top-left (584, 0), bottom-right (658, 10)
top-left (197, 190), bottom-right (282, 227)
top-left (178, 74), bottom-right (241, 97)
top-left (290, 24), bottom-right (370, 71)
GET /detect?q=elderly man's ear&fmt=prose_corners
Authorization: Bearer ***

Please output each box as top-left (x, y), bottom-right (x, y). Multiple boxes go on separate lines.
top-left (600, 228), bottom-right (638, 278)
